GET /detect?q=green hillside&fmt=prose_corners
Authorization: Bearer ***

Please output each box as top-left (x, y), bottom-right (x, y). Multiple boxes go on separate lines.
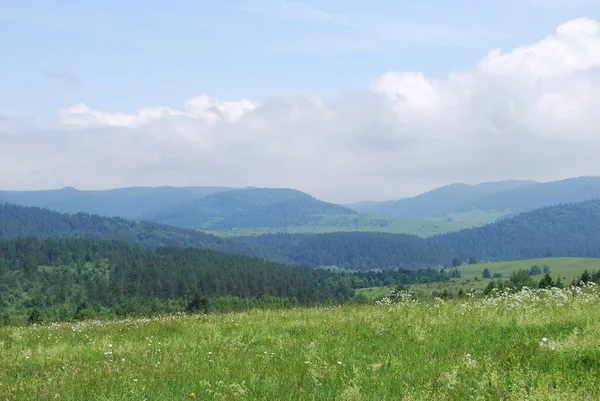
top-left (359, 257), bottom-right (600, 299)
top-left (207, 211), bottom-right (500, 237)
top-left (459, 257), bottom-right (600, 282)
top-left (6, 287), bottom-right (600, 399)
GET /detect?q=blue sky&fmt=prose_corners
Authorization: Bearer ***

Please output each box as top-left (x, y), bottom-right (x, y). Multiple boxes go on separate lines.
top-left (2, 0), bottom-right (599, 120)
top-left (2, 1), bottom-right (600, 201)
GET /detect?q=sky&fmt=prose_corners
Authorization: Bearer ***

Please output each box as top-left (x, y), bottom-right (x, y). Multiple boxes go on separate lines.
top-left (2, 0), bottom-right (600, 202)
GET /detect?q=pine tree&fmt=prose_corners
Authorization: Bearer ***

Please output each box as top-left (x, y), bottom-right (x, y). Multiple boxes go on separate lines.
top-left (538, 273), bottom-right (555, 289)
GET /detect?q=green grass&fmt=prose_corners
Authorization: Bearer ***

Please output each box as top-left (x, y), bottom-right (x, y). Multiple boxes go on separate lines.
top-left (3, 286), bottom-right (600, 399)
top-left (203, 210), bottom-right (508, 238)
top-left (357, 257), bottom-right (600, 299)
top-left (460, 257), bottom-right (600, 282)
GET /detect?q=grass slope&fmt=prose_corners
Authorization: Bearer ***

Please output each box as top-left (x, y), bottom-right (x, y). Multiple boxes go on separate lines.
top-left (4, 287), bottom-right (600, 399)
top-left (459, 257), bottom-right (600, 281)
top-left (358, 257), bottom-right (600, 299)
top-left (206, 211), bottom-right (502, 237)
top-left (360, 257), bottom-right (600, 299)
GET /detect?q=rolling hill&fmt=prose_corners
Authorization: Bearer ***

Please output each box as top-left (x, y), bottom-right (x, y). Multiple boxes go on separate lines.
top-left (348, 176), bottom-right (600, 226)
top-left (141, 188), bottom-right (359, 230)
top-left (0, 202), bottom-right (233, 251)
top-left (454, 176), bottom-right (600, 214)
top-left (0, 186), bottom-right (233, 220)
top-left (347, 180), bottom-right (537, 218)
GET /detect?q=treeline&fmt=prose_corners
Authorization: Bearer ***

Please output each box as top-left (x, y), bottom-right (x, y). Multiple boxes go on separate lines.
top-left (0, 237), bottom-right (450, 324)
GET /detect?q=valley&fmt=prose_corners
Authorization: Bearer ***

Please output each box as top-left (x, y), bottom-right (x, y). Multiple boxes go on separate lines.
top-left (4, 176), bottom-right (600, 400)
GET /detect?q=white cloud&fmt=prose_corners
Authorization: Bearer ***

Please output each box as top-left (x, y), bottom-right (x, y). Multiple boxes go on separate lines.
top-left (3, 18), bottom-right (600, 202)
top-left (478, 18), bottom-right (600, 79)
top-left (59, 95), bottom-right (256, 127)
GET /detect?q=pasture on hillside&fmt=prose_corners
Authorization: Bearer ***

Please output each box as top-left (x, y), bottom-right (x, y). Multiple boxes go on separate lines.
top-left (203, 209), bottom-right (504, 237)
top-left (359, 257), bottom-right (600, 299)
top-left (2, 285), bottom-right (600, 400)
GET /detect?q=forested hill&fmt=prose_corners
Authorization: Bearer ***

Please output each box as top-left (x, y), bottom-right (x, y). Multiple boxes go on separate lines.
top-left (0, 203), bottom-right (453, 270)
top-left (140, 188), bottom-right (358, 230)
top-left (0, 202), bottom-right (233, 250)
top-left (0, 236), bottom-right (454, 322)
top-left (234, 232), bottom-right (453, 270)
top-left (0, 237), bottom-right (356, 321)
top-left (432, 199), bottom-right (600, 261)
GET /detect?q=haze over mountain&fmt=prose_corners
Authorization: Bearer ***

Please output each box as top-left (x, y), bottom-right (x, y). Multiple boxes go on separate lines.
top-left (0, 186), bottom-right (233, 220)
top-left (348, 180), bottom-right (538, 217)
top-left (0, 186), bottom-right (359, 232)
top-left (4, 175), bottom-right (600, 234)
top-left (348, 176), bottom-right (600, 220)
top-left (455, 176), bottom-right (600, 214)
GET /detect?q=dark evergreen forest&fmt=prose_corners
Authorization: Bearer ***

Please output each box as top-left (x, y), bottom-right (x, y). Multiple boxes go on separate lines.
top-left (0, 236), bottom-right (449, 324)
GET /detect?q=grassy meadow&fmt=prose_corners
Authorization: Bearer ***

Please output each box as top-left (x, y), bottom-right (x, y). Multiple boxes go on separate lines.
top-left (204, 210), bottom-right (506, 238)
top-left (3, 284), bottom-right (600, 400)
top-left (359, 257), bottom-right (600, 300)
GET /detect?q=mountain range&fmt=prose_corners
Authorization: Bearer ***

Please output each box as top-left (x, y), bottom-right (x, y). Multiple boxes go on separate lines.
top-left (347, 176), bottom-right (600, 219)
top-left (3, 175), bottom-right (600, 236)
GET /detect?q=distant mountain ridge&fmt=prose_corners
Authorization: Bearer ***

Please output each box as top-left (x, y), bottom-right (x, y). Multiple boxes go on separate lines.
top-left (348, 176), bottom-right (600, 219)
top-left (0, 185), bottom-right (233, 220)
top-left (347, 180), bottom-right (538, 217)
top-left (454, 176), bottom-right (600, 213)
top-left (4, 176), bottom-right (600, 235)
top-left (0, 186), bottom-right (357, 232)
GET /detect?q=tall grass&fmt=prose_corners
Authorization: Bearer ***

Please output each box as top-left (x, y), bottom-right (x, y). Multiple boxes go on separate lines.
top-left (2, 284), bottom-right (600, 400)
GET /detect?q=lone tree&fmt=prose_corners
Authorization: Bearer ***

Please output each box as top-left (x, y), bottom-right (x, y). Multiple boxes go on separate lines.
top-left (482, 268), bottom-right (491, 279)
top-left (468, 257), bottom-right (477, 265)
top-left (186, 292), bottom-right (210, 314)
top-left (452, 257), bottom-right (462, 268)
top-left (529, 265), bottom-right (542, 276)
top-left (509, 269), bottom-right (537, 290)
top-left (538, 273), bottom-right (555, 289)
top-left (27, 309), bottom-right (42, 325)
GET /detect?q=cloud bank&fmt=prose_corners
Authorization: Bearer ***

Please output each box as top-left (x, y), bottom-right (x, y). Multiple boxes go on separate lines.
top-left (3, 18), bottom-right (600, 202)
